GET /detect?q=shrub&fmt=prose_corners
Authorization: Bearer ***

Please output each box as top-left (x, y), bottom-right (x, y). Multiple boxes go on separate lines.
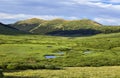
top-left (45, 65), bottom-right (62, 70)
top-left (6, 63), bottom-right (19, 70)
top-left (0, 69), bottom-right (4, 78)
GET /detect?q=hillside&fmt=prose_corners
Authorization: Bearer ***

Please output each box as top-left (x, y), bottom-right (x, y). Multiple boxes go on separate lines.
top-left (12, 18), bottom-right (45, 32)
top-left (11, 18), bottom-right (120, 36)
top-left (0, 22), bottom-right (25, 35)
top-left (32, 19), bottom-right (102, 35)
top-left (11, 18), bottom-right (102, 35)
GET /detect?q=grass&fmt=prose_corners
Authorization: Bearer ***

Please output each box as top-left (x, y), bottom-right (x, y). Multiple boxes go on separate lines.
top-left (0, 33), bottom-right (120, 70)
top-left (0, 33), bottom-right (120, 77)
top-left (4, 66), bottom-right (120, 78)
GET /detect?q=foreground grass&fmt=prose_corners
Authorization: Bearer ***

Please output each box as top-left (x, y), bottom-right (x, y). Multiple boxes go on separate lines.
top-left (4, 66), bottom-right (120, 78)
top-left (0, 33), bottom-right (120, 69)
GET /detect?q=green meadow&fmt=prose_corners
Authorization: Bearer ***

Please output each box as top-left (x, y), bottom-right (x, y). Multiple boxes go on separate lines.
top-left (0, 33), bottom-right (120, 77)
top-left (0, 33), bottom-right (120, 69)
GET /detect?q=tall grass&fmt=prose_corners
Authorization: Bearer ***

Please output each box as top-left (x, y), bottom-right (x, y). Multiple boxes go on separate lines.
top-left (0, 33), bottom-right (120, 70)
top-left (4, 66), bottom-right (120, 78)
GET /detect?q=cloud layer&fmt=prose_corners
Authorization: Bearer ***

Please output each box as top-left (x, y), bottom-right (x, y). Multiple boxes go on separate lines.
top-left (0, 0), bottom-right (120, 25)
top-left (0, 12), bottom-right (79, 23)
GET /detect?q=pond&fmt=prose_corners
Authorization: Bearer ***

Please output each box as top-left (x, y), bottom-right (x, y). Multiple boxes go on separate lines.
top-left (45, 52), bottom-right (65, 59)
top-left (45, 55), bottom-right (56, 59)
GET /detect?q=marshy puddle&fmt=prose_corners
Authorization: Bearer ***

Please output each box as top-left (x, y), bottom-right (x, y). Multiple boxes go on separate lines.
top-left (45, 55), bottom-right (56, 59)
top-left (45, 52), bottom-right (65, 59)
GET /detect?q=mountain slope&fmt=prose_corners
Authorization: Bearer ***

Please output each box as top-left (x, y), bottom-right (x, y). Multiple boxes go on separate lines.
top-left (32, 19), bottom-right (66, 34)
top-left (12, 18), bottom-right (102, 34)
top-left (32, 19), bottom-right (103, 36)
top-left (0, 22), bottom-right (25, 35)
top-left (12, 18), bottom-right (45, 32)
top-left (11, 18), bottom-right (120, 36)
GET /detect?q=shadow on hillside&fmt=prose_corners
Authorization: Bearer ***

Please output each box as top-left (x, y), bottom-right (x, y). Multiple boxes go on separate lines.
top-left (0, 33), bottom-right (29, 36)
top-left (0, 23), bottom-right (30, 35)
top-left (47, 29), bottom-right (102, 37)
top-left (0, 28), bottom-right (102, 37)
top-left (0, 31), bottom-right (31, 35)
top-left (5, 76), bottom-right (38, 78)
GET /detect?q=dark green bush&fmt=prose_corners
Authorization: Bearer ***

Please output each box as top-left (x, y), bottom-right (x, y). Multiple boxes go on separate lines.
top-left (0, 69), bottom-right (4, 78)
top-left (7, 63), bottom-right (19, 70)
top-left (45, 65), bottom-right (62, 70)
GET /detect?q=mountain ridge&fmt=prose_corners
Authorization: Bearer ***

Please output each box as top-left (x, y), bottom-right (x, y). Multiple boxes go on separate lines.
top-left (1, 18), bottom-right (120, 36)
top-left (11, 18), bottom-right (103, 35)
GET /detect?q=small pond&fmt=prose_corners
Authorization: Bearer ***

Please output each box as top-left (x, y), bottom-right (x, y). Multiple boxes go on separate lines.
top-left (45, 52), bottom-right (65, 59)
top-left (45, 55), bottom-right (56, 59)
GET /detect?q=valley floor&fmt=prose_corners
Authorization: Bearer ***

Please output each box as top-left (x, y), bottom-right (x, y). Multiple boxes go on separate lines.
top-left (4, 66), bottom-right (120, 78)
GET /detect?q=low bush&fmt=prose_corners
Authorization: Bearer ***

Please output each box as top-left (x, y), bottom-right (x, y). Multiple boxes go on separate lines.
top-left (0, 69), bottom-right (4, 78)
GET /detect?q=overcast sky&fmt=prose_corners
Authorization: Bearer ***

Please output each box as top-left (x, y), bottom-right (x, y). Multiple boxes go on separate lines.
top-left (0, 0), bottom-right (120, 25)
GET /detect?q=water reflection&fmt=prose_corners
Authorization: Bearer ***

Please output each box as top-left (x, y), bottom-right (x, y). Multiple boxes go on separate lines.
top-left (45, 55), bottom-right (56, 59)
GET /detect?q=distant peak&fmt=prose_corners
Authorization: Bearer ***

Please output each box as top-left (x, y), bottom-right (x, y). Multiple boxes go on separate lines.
top-left (27, 18), bottom-right (43, 20)
top-left (15, 18), bottom-right (45, 25)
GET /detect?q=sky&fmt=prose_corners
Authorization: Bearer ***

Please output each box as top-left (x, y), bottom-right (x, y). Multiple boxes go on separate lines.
top-left (0, 0), bottom-right (120, 25)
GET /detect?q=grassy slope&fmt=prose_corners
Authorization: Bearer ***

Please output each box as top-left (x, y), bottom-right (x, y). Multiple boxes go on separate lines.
top-left (11, 18), bottom-right (45, 32)
top-left (11, 18), bottom-right (120, 36)
top-left (11, 18), bottom-right (103, 35)
top-left (0, 33), bottom-right (120, 70)
top-left (4, 66), bottom-right (120, 78)
top-left (0, 23), bottom-right (24, 35)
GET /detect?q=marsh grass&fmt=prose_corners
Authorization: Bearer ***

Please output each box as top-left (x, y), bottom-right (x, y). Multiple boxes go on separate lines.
top-left (4, 66), bottom-right (120, 78)
top-left (0, 33), bottom-right (120, 70)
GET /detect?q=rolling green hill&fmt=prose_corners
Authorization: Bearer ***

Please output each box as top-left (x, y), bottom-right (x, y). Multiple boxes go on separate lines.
top-left (11, 18), bottom-right (45, 32)
top-left (11, 18), bottom-right (102, 33)
top-left (11, 18), bottom-right (120, 36)
top-left (0, 22), bottom-right (25, 35)
top-left (32, 19), bottom-right (102, 35)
